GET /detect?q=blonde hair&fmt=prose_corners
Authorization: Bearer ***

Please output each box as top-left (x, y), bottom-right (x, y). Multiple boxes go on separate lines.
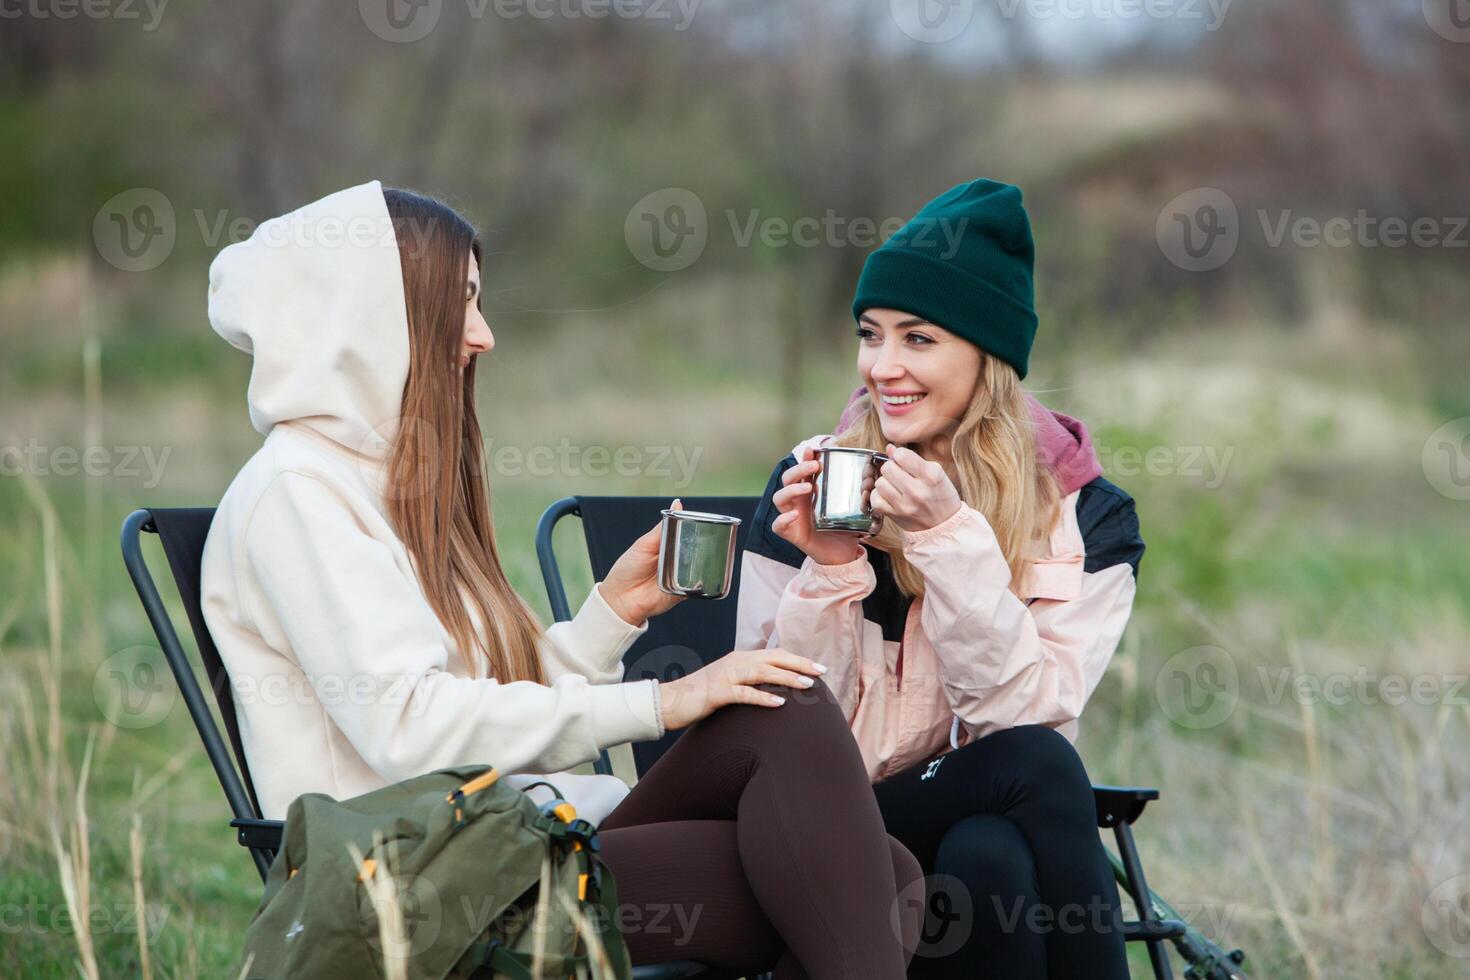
top-left (834, 351), bottom-right (1061, 598)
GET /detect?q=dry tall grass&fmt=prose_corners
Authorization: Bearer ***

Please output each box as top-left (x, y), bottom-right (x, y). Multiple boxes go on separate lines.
top-left (1, 313), bottom-right (1467, 978)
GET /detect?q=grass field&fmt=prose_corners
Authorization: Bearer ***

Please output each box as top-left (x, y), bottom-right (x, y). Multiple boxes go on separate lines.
top-left (2, 261), bottom-right (1468, 977)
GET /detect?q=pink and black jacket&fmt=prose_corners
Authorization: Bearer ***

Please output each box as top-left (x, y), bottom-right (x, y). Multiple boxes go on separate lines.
top-left (734, 392), bottom-right (1145, 782)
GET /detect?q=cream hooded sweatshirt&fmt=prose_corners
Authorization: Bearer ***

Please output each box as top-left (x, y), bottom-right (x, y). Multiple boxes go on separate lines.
top-left (199, 180), bottom-right (663, 824)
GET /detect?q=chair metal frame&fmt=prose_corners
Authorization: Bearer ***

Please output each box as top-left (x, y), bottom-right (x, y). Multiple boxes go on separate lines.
top-left (121, 508), bottom-right (282, 880)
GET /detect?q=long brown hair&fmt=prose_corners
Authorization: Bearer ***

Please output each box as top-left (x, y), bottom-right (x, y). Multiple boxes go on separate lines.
top-left (381, 188), bottom-right (547, 684)
top-left (835, 349), bottom-right (1062, 599)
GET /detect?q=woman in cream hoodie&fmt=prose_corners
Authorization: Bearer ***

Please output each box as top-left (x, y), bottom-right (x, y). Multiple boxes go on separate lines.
top-left (200, 180), bottom-right (920, 977)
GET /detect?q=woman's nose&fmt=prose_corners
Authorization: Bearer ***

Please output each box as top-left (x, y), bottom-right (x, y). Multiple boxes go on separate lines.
top-left (869, 345), bottom-right (905, 381)
top-left (467, 321), bottom-right (495, 352)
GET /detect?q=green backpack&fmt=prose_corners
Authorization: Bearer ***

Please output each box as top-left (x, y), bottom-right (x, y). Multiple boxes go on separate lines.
top-left (237, 764), bottom-right (634, 979)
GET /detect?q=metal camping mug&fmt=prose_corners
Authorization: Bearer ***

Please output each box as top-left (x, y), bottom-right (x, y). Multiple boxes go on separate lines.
top-left (656, 509), bottom-right (742, 599)
top-left (813, 447), bottom-right (889, 535)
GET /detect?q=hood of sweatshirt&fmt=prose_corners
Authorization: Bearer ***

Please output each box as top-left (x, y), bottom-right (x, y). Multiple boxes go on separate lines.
top-left (835, 385), bottom-right (1103, 495)
top-left (207, 180), bottom-right (409, 463)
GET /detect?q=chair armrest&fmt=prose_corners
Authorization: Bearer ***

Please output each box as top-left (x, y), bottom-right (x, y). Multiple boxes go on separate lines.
top-left (231, 817), bottom-right (284, 851)
top-left (1092, 785), bottom-right (1160, 827)
top-left (1121, 918), bottom-right (1187, 941)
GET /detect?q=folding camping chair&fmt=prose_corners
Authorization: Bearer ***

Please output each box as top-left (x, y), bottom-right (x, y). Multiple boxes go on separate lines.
top-left (537, 494), bottom-right (1251, 980)
top-left (120, 508), bottom-right (282, 881)
top-left (119, 507), bottom-right (715, 980)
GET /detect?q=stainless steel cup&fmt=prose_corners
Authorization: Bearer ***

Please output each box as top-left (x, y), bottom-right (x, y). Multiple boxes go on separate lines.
top-left (656, 509), bottom-right (742, 599)
top-left (813, 447), bottom-right (889, 535)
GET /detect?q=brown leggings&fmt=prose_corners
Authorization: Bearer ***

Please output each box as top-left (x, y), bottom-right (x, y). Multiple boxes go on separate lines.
top-left (596, 678), bottom-right (923, 978)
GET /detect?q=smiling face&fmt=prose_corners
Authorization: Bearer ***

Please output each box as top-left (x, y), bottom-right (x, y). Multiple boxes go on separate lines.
top-left (458, 251), bottom-right (494, 373)
top-left (856, 307), bottom-right (981, 449)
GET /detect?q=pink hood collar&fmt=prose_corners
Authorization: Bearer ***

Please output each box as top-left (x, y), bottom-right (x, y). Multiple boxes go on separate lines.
top-left (835, 386), bottom-right (1102, 495)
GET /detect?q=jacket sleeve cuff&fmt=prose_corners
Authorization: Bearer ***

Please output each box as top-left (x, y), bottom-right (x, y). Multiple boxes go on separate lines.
top-left (650, 678), bottom-right (665, 739)
top-left (573, 582), bottom-right (650, 654)
top-left (799, 551), bottom-right (872, 585)
top-left (588, 679), bottom-right (664, 748)
top-left (899, 503), bottom-right (975, 548)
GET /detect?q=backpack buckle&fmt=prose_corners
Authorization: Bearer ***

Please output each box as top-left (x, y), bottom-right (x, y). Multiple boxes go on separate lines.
top-left (447, 788), bottom-right (469, 829)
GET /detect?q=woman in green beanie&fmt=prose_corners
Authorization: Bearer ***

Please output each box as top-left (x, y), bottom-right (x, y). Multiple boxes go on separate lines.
top-left (738, 178), bottom-right (1141, 978)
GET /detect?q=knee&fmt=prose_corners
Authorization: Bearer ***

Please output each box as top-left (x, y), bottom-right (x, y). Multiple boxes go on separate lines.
top-left (934, 815), bottom-right (1036, 894)
top-left (698, 675), bottom-right (858, 764)
top-left (745, 675), bottom-right (847, 741)
top-left (993, 725), bottom-right (1092, 800)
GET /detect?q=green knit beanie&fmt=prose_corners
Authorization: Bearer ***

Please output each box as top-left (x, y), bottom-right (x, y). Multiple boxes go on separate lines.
top-left (851, 178), bottom-right (1038, 379)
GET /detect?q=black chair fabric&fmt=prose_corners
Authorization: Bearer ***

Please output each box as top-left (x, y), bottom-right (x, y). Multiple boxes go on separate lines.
top-left (147, 508), bottom-right (266, 820)
top-left (574, 496), bottom-right (760, 776)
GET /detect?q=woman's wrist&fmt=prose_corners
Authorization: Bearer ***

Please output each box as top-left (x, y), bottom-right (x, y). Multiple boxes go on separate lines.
top-left (808, 537), bottom-right (866, 566)
top-left (596, 582), bottom-right (645, 628)
top-left (657, 675), bottom-right (699, 731)
top-left (810, 545), bottom-right (866, 568)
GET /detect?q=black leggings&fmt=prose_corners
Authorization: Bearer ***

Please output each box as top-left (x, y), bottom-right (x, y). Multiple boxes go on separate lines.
top-left (872, 725), bottom-right (1130, 980)
top-left (596, 678), bottom-right (924, 979)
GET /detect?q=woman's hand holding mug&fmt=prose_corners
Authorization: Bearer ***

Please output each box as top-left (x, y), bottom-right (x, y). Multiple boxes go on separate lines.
top-left (870, 444), bottom-right (962, 533)
top-left (658, 649), bottom-right (828, 730)
top-left (771, 448), bottom-right (868, 565)
top-left (601, 499), bottom-right (686, 626)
